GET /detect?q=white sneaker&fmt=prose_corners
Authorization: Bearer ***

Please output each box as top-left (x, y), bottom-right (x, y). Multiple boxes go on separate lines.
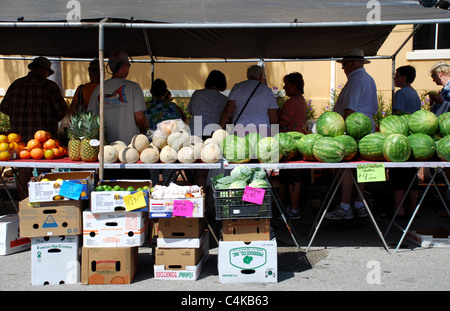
top-left (325, 207), bottom-right (354, 220)
top-left (354, 207), bottom-right (369, 218)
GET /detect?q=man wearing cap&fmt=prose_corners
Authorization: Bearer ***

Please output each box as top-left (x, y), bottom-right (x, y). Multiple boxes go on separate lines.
top-left (1, 56), bottom-right (68, 200)
top-left (88, 50), bottom-right (146, 145)
top-left (325, 48), bottom-right (378, 221)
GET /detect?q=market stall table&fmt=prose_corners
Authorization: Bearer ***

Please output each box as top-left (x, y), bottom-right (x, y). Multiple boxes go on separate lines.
top-left (224, 159), bottom-right (450, 253)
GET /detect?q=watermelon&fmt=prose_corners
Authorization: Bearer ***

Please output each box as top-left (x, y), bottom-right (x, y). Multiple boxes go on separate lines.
top-left (334, 135), bottom-right (358, 161)
top-left (383, 134), bottom-right (411, 162)
top-left (358, 132), bottom-right (386, 161)
top-left (438, 112), bottom-right (450, 137)
top-left (408, 110), bottom-right (438, 135)
top-left (313, 137), bottom-right (346, 163)
top-left (274, 132), bottom-right (298, 160)
top-left (257, 136), bottom-right (282, 163)
top-left (379, 115), bottom-right (409, 136)
top-left (436, 135), bottom-right (450, 161)
top-left (407, 133), bottom-right (436, 161)
top-left (245, 132), bottom-right (261, 159)
top-left (316, 111), bottom-right (346, 137)
top-left (287, 131), bottom-right (305, 142)
top-left (345, 112), bottom-right (373, 139)
top-left (222, 134), bottom-right (250, 163)
top-left (297, 133), bottom-right (323, 161)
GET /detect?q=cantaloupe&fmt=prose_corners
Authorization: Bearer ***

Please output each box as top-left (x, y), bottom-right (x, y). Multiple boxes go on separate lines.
top-left (160, 145), bottom-right (178, 163)
top-left (152, 131), bottom-right (168, 150)
top-left (99, 145), bottom-right (119, 163)
top-left (167, 128), bottom-right (190, 151)
top-left (131, 134), bottom-right (150, 153)
top-left (118, 147), bottom-right (140, 163)
top-left (178, 146), bottom-right (196, 163)
top-left (212, 129), bottom-right (229, 145)
top-left (110, 140), bottom-right (127, 154)
top-left (201, 142), bottom-right (222, 163)
top-left (140, 144), bottom-right (160, 163)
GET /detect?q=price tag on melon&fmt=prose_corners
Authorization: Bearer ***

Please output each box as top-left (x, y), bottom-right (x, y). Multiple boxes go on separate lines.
top-left (242, 186), bottom-right (265, 205)
top-left (173, 200), bottom-right (194, 217)
top-left (124, 191), bottom-right (147, 211)
top-left (357, 163), bottom-right (386, 183)
top-left (59, 181), bottom-right (83, 200)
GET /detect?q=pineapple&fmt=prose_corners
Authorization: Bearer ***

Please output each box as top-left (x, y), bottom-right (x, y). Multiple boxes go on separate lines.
top-left (67, 114), bottom-right (82, 161)
top-left (80, 112), bottom-right (100, 162)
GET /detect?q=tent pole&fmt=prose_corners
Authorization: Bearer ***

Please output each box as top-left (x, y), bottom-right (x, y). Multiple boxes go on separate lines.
top-left (98, 19), bottom-right (107, 181)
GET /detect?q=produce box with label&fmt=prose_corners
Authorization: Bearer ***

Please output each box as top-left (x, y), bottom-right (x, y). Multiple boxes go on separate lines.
top-left (90, 180), bottom-right (151, 213)
top-left (28, 171), bottom-right (95, 203)
top-left (0, 214), bottom-right (31, 255)
top-left (149, 183), bottom-right (204, 218)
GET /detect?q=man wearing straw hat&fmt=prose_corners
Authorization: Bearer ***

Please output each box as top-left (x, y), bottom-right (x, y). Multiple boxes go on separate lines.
top-left (325, 48), bottom-right (378, 220)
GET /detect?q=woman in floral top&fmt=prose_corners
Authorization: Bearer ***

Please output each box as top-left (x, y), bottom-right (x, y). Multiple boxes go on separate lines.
top-left (145, 79), bottom-right (185, 131)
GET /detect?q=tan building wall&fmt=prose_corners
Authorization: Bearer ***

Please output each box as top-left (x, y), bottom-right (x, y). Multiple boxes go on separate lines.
top-left (1, 25), bottom-right (448, 118)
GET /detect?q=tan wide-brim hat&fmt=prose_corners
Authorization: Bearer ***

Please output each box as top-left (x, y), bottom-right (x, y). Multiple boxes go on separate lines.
top-left (337, 48), bottom-right (371, 64)
top-left (28, 56), bottom-right (55, 75)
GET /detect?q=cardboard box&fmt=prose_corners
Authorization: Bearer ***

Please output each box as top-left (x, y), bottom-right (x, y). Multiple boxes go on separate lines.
top-left (218, 239), bottom-right (277, 283)
top-left (28, 171), bottom-right (95, 203)
top-left (82, 210), bottom-right (148, 247)
top-left (154, 234), bottom-right (206, 270)
top-left (81, 247), bottom-right (138, 285)
top-left (0, 214), bottom-right (31, 255)
top-left (90, 180), bottom-right (151, 213)
top-left (154, 235), bottom-right (209, 281)
top-left (149, 194), bottom-right (205, 218)
top-left (406, 227), bottom-right (450, 248)
top-left (19, 198), bottom-right (83, 238)
top-left (157, 229), bottom-right (208, 248)
top-left (158, 217), bottom-right (205, 239)
top-left (222, 219), bottom-right (271, 242)
top-left (31, 235), bottom-right (81, 285)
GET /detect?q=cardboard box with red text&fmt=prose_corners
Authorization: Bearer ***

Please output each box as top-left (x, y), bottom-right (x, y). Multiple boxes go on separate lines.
top-left (0, 214), bottom-right (30, 255)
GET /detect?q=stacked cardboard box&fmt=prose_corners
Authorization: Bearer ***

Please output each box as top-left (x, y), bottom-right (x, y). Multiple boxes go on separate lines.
top-left (19, 171), bottom-right (94, 285)
top-left (0, 214), bottom-right (30, 256)
top-left (150, 184), bottom-right (208, 281)
top-left (81, 180), bottom-right (150, 285)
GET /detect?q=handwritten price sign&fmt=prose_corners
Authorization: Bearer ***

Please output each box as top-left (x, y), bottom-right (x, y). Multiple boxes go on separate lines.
top-left (242, 186), bottom-right (265, 205)
top-left (59, 181), bottom-right (83, 200)
top-left (173, 200), bottom-right (194, 217)
top-left (357, 163), bottom-right (386, 183)
top-left (124, 191), bottom-right (147, 211)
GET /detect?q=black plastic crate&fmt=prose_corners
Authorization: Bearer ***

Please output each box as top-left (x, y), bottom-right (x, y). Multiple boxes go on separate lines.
top-left (212, 184), bottom-right (272, 220)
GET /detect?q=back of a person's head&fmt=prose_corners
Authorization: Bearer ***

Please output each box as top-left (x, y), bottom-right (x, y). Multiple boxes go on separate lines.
top-left (151, 79), bottom-right (169, 98)
top-left (397, 65), bottom-right (416, 83)
top-left (284, 72), bottom-right (305, 94)
top-left (205, 70), bottom-right (227, 91)
top-left (430, 61), bottom-right (450, 76)
top-left (247, 65), bottom-right (263, 80)
top-left (108, 50), bottom-right (129, 74)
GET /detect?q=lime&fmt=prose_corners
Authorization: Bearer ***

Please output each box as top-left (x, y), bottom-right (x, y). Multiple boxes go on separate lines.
top-left (95, 185), bottom-right (104, 191)
top-left (126, 186), bottom-right (135, 191)
top-left (113, 185), bottom-right (121, 191)
top-left (136, 187), bottom-right (143, 192)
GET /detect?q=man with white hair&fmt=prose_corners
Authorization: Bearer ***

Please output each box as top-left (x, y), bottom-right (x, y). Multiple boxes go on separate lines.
top-left (219, 65), bottom-right (278, 138)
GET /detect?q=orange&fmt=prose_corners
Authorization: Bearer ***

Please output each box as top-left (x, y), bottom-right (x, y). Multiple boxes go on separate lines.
top-left (53, 138), bottom-right (61, 147)
top-left (0, 142), bottom-right (10, 152)
top-left (34, 130), bottom-right (48, 142)
top-left (30, 148), bottom-right (44, 159)
top-left (45, 131), bottom-right (52, 139)
top-left (52, 147), bottom-right (61, 158)
top-left (60, 146), bottom-right (67, 157)
top-left (0, 134), bottom-right (7, 143)
top-left (7, 133), bottom-right (21, 143)
top-left (0, 151), bottom-right (11, 161)
top-left (27, 139), bottom-right (42, 150)
top-left (44, 149), bottom-right (55, 160)
top-left (16, 141), bottom-right (26, 150)
top-left (19, 148), bottom-right (31, 159)
top-left (43, 139), bottom-right (57, 150)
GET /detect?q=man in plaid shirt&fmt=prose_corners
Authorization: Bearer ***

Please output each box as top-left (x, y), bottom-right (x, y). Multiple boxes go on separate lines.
top-left (1, 56), bottom-right (68, 200)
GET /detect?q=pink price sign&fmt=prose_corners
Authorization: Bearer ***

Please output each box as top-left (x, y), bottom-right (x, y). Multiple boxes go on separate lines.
top-left (172, 200), bottom-right (194, 217)
top-left (242, 186), bottom-right (265, 205)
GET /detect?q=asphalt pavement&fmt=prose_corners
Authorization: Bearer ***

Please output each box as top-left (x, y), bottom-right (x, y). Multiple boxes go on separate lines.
top-left (0, 178), bottom-right (449, 300)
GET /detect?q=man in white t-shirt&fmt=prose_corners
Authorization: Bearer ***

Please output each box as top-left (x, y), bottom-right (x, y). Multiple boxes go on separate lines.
top-left (219, 65), bottom-right (278, 137)
top-left (88, 50), bottom-right (146, 145)
top-left (326, 48), bottom-right (378, 221)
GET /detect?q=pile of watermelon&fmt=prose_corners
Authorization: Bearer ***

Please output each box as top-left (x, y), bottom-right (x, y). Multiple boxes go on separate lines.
top-left (220, 110), bottom-right (450, 164)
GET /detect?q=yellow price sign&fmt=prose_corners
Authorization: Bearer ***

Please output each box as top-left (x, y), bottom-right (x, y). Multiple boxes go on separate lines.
top-left (357, 163), bottom-right (386, 183)
top-left (123, 191), bottom-right (147, 211)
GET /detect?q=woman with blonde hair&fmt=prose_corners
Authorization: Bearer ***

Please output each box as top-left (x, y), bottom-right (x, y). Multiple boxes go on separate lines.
top-left (429, 61), bottom-right (450, 116)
